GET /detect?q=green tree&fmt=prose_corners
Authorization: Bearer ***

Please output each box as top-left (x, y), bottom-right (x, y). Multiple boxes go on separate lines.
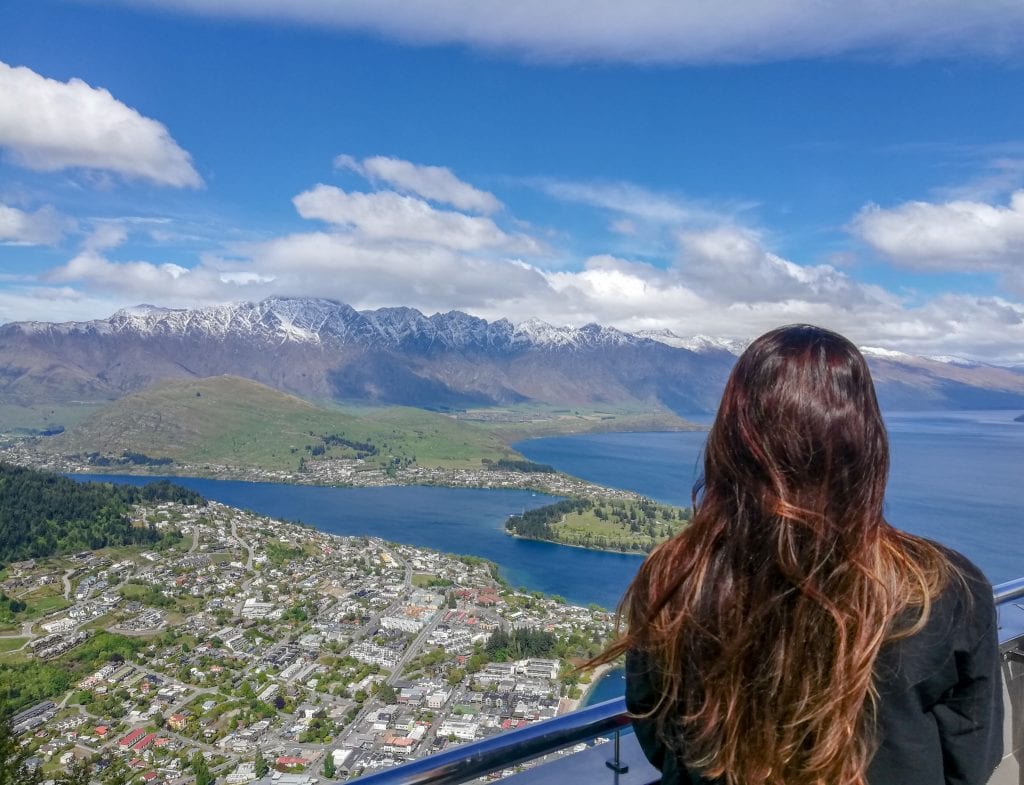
top-left (0, 713), bottom-right (41, 785)
top-left (376, 683), bottom-right (397, 704)
top-left (55, 759), bottom-right (92, 785)
top-left (323, 754), bottom-right (336, 779)
top-left (254, 748), bottom-right (269, 778)
top-left (192, 752), bottom-right (214, 785)
top-left (100, 758), bottom-right (131, 785)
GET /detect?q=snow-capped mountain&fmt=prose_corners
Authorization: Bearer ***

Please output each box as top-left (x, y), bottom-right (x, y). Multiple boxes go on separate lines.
top-left (2, 297), bottom-right (1023, 412)
top-left (634, 329), bottom-right (748, 355)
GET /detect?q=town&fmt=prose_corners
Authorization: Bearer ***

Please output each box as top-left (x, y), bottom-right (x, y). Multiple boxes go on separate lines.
top-left (0, 498), bottom-right (617, 785)
top-left (0, 443), bottom-right (642, 504)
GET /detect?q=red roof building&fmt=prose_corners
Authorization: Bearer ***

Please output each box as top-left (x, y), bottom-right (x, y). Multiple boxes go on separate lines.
top-left (118, 728), bottom-right (147, 747)
top-left (132, 732), bottom-right (157, 751)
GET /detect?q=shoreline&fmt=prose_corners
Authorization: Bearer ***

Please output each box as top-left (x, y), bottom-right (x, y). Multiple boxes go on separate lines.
top-left (0, 451), bottom-right (644, 503)
top-left (505, 530), bottom-right (652, 558)
top-left (557, 661), bottom-right (617, 715)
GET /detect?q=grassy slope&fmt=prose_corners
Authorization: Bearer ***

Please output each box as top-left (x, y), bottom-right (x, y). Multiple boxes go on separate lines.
top-left (0, 402), bottom-right (107, 436)
top-left (43, 376), bottom-right (519, 472)
top-left (450, 404), bottom-right (701, 443)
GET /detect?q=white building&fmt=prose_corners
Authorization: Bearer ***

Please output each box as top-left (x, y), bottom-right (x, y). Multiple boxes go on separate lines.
top-left (438, 719), bottom-right (479, 741)
top-left (380, 615), bottom-right (424, 633)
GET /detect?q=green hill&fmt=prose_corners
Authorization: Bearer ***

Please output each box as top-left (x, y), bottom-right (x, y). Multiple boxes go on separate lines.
top-left (42, 376), bottom-right (520, 473)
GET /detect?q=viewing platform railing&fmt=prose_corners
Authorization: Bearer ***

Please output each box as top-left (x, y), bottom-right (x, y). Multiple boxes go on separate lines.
top-left (348, 577), bottom-right (1024, 785)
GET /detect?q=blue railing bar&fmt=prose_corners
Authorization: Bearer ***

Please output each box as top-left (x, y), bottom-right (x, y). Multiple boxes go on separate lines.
top-left (348, 578), bottom-right (1024, 785)
top-left (348, 696), bottom-right (631, 785)
top-left (994, 576), bottom-right (1024, 604)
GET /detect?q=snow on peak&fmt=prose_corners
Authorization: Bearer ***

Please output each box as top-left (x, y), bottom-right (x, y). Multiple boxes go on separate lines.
top-left (635, 329), bottom-right (745, 355)
top-left (859, 346), bottom-right (912, 359)
top-left (512, 318), bottom-right (634, 349)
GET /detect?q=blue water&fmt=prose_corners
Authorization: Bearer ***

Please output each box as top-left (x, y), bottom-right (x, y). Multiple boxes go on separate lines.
top-left (583, 667), bottom-right (626, 707)
top-left (75, 410), bottom-right (1023, 703)
top-left (70, 478), bottom-right (641, 609)
top-left (515, 411), bottom-right (1024, 586)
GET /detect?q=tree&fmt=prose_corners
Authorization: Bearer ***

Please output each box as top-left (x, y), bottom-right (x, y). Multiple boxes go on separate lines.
top-left (323, 754), bottom-right (336, 779)
top-left (99, 758), bottom-right (131, 785)
top-left (0, 713), bottom-right (41, 785)
top-left (376, 683), bottom-right (396, 704)
top-left (192, 752), bottom-right (214, 785)
top-left (55, 759), bottom-right (92, 785)
top-left (254, 748), bottom-right (269, 778)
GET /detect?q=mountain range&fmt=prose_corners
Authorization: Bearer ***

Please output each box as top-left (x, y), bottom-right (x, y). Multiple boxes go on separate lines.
top-left (2, 297), bottom-right (1023, 413)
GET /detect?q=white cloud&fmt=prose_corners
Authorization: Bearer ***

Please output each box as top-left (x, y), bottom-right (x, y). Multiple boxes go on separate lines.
top-left (19, 220), bottom-right (1024, 363)
top-left (102, 0), bottom-right (1024, 63)
top-left (0, 60), bottom-right (201, 187)
top-left (0, 286), bottom-right (125, 324)
top-left (292, 185), bottom-right (539, 253)
top-left (852, 190), bottom-right (1024, 274)
top-left (337, 155), bottom-right (502, 213)
top-left (937, 158), bottom-right (1024, 202)
top-left (676, 225), bottom-right (887, 306)
top-left (0, 203), bottom-right (70, 245)
top-left (82, 222), bottom-right (130, 253)
top-left (539, 180), bottom-right (727, 226)
top-left (234, 230), bottom-right (550, 310)
top-left (13, 168), bottom-right (1024, 363)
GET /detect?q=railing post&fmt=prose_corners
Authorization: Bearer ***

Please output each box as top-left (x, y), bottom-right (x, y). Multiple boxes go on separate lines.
top-left (605, 729), bottom-right (629, 774)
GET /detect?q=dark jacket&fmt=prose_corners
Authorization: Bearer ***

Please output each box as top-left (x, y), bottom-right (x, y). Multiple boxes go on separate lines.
top-left (625, 549), bottom-right (1003, 785)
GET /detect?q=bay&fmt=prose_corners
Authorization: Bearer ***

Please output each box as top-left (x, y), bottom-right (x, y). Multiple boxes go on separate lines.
top-left (514, 410), bottom-right (1024, 585)
top-left (70, 477), bottom-right (641, 609)
top-left (74, 409), bottom-right (1023, 705)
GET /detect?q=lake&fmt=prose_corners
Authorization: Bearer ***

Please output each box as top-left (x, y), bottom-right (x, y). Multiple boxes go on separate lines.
top-left (75, 410), bottom-right (1024, 607)
top-left (515, 410), bottom-right (1024, 586)
top-left (74, 409), bottom-right (1024, 705)
top-left (71, 477), bottom-right (642, 609)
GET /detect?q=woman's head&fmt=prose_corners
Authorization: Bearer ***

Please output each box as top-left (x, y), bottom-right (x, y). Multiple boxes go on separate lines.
top-left (702, 324), bottom-right (889, 555)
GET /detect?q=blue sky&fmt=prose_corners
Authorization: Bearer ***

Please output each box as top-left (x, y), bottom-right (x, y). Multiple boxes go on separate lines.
top-left (2, 0), bottom-right (1024, 360)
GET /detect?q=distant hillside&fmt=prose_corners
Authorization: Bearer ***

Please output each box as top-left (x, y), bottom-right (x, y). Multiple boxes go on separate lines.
top-left (37, 375), bottom-right (522, 472)
top-left (0, 463), bottom-right (201, 566)
top-left (2, 297), bottom-right (1022, 415)
top-left (0, 298), bottom-right (734, 412)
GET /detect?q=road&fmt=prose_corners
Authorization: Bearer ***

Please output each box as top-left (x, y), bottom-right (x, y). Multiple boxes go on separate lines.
top-left (231, 517), bottom-right (255, 571)
top-left (387, 610), bottom-right (444, 686)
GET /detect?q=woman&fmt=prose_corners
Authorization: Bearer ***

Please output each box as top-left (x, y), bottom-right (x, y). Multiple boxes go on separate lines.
top-left (596, 325), bottom-right (1003, 785)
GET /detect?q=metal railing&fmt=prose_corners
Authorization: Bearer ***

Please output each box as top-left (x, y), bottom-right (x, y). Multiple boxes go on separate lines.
top-left (995, 576), bottom-right (1024, 604)
top-left (349, 696), bottom-right (631, 785)
top-left (347, 578), bottom-right (1024, 785)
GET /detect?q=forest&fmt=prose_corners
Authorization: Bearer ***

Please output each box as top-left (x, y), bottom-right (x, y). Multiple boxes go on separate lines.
top-left (0, 463), bottom-right (203, 567)
top-left (481, 458), bottom-right (556, 473)
top-left (484, 628), bottom-right (558, 661)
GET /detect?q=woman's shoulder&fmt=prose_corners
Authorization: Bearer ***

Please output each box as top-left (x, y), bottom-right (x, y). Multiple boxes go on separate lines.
top-left (916, 540), bottom-right (995, 643)
top-left (926, 541), bottom-right (992, 602)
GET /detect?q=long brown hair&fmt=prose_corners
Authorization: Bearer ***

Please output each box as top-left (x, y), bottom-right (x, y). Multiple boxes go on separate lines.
top-left (595, 324), bottom-right (952, 785)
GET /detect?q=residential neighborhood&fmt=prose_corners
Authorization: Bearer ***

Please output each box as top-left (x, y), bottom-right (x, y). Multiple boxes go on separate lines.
top-left (1, 498), bottom-right (616, 784)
